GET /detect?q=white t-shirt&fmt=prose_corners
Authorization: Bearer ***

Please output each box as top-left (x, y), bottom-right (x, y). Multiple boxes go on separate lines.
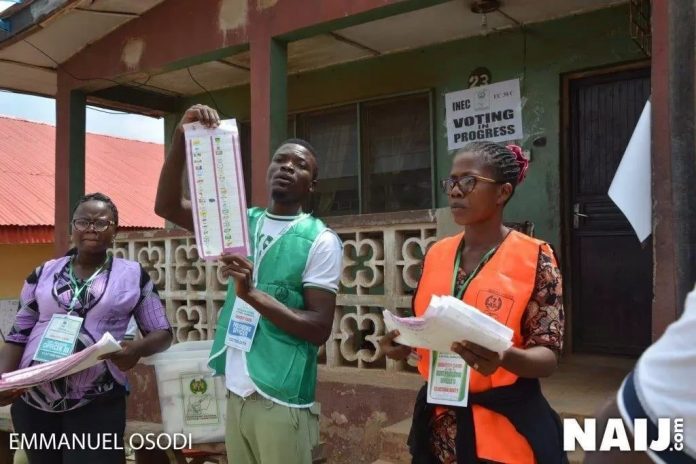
top-left (225, 212), bottom-right (342, 406)
top-left (622, 286), bottom-right (696, 459)
top-left (124, 316), bottom-right (139, 339)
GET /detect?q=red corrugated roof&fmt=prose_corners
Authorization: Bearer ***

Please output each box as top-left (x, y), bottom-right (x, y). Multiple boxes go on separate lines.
top-left (0, 226), bottom-right (54, 244)
top-left (0, 116), bottom-right (165, 228)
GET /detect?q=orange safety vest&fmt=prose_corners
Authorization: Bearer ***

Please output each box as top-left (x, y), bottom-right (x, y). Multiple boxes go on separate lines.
top-left (413, 230), bottom-right (555, 464)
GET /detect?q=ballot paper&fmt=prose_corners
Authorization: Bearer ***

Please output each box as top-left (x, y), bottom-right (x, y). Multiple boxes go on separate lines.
top-left (383, 295), bottom-right (514, 354)
top-left (184, 120), bottom-right (250, 260)
top-left (0, 332), bottom-right (122, 392)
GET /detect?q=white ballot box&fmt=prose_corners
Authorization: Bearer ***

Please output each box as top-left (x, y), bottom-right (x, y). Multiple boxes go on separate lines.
top-left (142, 340), bottom-right (227, 444)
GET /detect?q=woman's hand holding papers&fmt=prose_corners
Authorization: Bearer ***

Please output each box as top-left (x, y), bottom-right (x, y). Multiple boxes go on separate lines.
top-left (379, 330), bottom-right (413, 361)
top-left (452, 341), bottom-right (559, 378)
top-left (451, 340), bottom-right (504, 376)
top-left (0, 389), bottom-right (25, 406)
top-left (99, 340), bottom-right (141, 372)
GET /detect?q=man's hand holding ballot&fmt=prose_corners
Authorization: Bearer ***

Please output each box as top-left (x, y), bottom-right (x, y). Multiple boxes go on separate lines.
top-left (219, 254), bottom-right (253, 299)
top-left (219, 252), bottom-right (337, 347)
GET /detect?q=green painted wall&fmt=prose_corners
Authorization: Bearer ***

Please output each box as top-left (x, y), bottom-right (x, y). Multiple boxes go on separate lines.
top-left (172, 5), bottom-right (645, 248)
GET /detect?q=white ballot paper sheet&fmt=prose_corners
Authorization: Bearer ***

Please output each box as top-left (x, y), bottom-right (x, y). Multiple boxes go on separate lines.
top-left (0, 332), bottom-right (122, 392)
top-left (608, 100), bottom-right (652, 242)
top-left (184, 120), bottom-right (250, 260)
top-left (383, 295), bottom-right (514, 355)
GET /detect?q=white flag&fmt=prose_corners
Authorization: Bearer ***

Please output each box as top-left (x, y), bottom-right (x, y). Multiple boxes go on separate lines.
top-left (608, 100), bottom-right (652, 242)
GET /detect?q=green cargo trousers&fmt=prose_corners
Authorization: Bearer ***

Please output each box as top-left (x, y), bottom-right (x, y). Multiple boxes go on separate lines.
top-left (225, 392), bottom-right (320, 464)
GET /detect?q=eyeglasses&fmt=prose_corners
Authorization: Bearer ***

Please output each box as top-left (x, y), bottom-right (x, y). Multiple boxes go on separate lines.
top-left (440, 175), bottom-right (499, 194)
top-left (72, 218), bottom-right (115, 232)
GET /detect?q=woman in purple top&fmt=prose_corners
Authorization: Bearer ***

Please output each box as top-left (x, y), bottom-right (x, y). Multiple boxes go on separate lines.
top-left (0, 193), bottom-right (172, 464)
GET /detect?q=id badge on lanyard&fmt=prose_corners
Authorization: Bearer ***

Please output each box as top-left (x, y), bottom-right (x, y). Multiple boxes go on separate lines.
top-left (224, 213), bottom-right (307, 352)
top-left (225, 298), bottom-right (260, 352)
top-left (426, 351), bottom-right (471, 407)
top-left (33, 314), bottom-right (83, 363)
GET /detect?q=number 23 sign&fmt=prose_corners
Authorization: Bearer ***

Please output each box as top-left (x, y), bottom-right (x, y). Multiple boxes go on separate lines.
top-left (468, 67), bottom-right (492, 88)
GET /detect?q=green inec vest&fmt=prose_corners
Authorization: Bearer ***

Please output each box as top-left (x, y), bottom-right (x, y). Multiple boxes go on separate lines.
top-left (208, 207), bottom-right (330, 406)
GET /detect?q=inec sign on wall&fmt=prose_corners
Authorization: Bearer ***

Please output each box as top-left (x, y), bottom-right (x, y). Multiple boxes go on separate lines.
top-left (445, 78), bottom-right (524, 150)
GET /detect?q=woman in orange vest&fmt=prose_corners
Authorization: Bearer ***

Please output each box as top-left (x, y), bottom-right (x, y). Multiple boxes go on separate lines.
top-left (380, 141), bottom-right (566, 464)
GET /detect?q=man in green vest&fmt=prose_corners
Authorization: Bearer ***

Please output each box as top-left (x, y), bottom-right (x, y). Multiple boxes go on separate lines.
top-left (155, 104), bottom-right (342, 464)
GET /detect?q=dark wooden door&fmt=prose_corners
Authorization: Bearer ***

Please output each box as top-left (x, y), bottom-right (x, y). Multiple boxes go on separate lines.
top-left (568, 67), bottom-right (652, 356)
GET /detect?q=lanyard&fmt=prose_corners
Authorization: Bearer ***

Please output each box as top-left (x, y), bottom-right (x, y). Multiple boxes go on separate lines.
top-left (251, 212), bottom-right (309, 285)
top-left (450, 241), bottom-right (498, 300)
top-left (67, 257), bottom-right (107, 313)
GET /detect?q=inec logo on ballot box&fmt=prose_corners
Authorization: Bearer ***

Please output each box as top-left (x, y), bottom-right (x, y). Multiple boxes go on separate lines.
top-left (563, 418), bottom-right (685, 452)
top-left (189, 378), bottom-right (208, 395)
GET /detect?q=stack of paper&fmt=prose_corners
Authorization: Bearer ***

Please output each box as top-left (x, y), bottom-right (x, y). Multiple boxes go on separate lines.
top-left (0, 332), bottom-right (122, 392)
top-left (384, 296), bottom-right (513, 354)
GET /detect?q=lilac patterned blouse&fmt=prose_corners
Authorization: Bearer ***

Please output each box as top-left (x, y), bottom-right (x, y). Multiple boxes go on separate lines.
top-left (6, 256), bottom-right (171, 412)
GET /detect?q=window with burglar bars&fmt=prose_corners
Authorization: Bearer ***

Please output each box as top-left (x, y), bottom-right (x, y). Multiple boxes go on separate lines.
top-left (239, 91), bottom-right (434, 217)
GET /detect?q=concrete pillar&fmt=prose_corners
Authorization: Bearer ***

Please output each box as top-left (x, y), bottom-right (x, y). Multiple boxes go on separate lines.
top-left (54, 72), bottom-right (86, 256)
top-left (249, 32), bottom-right (287, 207)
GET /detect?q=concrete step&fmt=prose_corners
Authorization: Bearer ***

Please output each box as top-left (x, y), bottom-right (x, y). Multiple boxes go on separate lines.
top-left (376, 416), bottom-right (585, 464)
top-left (374, 453), bottom-right (583, 463)
top-left (378, 417), bottom-right (411, 464)
top-left (541, 354), bottom-right (633, 421)
top-left (569, 449), bottom-right (584, 464)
